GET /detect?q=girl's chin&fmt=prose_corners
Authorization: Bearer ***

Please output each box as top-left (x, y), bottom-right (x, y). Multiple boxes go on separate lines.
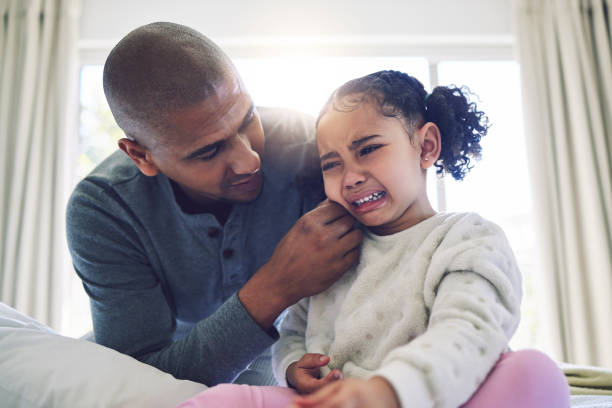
top-left (353, 213), bottom-right (390, 228)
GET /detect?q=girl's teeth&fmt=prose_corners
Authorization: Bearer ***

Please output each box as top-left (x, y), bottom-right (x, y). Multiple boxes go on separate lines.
top-left (354, 191), bottom-right (385, 206)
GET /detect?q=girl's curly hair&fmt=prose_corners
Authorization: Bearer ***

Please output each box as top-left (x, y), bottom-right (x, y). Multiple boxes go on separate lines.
top-left (318, 70), bottom-right (490, 180)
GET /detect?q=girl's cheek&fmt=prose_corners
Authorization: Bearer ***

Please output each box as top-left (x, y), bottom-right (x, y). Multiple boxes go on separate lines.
top-left (323, 183), bottom-right (348, 210)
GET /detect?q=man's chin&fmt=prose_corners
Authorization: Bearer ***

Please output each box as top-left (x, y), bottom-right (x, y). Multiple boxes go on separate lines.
top-left (227, 172), bottom-right (263, 203)
top-left (229, 180), bottom-right (263, 203)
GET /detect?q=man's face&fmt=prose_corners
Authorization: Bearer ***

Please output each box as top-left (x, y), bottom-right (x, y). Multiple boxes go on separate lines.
top-left (145, 73), bottom-right (265, 206)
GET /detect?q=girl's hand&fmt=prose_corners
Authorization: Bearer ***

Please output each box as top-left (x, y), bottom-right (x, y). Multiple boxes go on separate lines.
top-left (287, 354), bottom-right (343, 395)
top-left (289, 377), bottom-right (401, 408)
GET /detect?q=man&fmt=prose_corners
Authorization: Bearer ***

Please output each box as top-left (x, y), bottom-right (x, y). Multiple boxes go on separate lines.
top-left (66, 22), bottom-right (362, 386)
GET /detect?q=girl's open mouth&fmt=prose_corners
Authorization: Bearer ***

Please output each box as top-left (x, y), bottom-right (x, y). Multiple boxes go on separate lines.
top-left (350, 191), bottom-right (387, 214)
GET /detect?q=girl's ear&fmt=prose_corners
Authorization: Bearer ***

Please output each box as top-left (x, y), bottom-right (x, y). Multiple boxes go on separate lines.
top-left (417, 122), bottom-right (441, 169)
top-left (118, 138), bottom-right (159, 177)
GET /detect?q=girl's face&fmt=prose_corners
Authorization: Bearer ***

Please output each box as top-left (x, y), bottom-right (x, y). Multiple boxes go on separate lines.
top-left (317, 98), bottom-right (437, 235)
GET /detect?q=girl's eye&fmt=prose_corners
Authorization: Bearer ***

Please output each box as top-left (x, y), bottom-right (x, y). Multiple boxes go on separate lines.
top-left (321, 162), bottom-right (340, 171)
top-left (239, 111), bottom-right (255, 132)
top-left (360, 145), bottom-right (382, 156)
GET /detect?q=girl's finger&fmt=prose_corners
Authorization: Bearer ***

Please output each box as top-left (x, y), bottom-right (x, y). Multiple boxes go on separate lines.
top-left (320, 392), bottom-right (360, 408)
top-left (295, 382), bottom-right (341, 406)
top-left (298, 353), bottom-right (330, 369)
top-left (320, 369), bottom-right (343, 385)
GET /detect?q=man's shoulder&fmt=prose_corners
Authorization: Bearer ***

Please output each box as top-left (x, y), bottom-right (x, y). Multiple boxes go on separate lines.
top-left (84, 150), bottom-right (142, 187)
top-left (67, 150), bottom-right (158, 213)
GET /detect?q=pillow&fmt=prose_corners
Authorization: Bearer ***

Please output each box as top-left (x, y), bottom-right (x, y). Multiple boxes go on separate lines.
top-left (0, 303), bottom-right (206, 408)
top-left (0, 302), bottom-right (56, 332)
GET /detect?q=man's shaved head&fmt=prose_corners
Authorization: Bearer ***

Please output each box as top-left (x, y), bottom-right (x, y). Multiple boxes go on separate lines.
top-left (103, 22), bottom-right (234, 141)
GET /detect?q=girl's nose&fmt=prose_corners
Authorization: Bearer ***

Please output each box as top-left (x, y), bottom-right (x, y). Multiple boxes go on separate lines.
top-left (343, 168), bottom-right (366, 190)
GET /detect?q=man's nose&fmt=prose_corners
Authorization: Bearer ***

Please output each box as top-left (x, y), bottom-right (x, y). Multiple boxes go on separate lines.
top-left (229, 133), bottom-right (260, 175)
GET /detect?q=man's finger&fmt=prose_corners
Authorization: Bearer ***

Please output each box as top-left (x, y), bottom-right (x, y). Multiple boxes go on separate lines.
top-left (339, 227), bottom-right (362, 245)
top-left (310, 200), bottom-right (348, 223)
top-left (315, 198), bottom-right (331, 208)
top-left (343, 244), bottom-right (361, 261)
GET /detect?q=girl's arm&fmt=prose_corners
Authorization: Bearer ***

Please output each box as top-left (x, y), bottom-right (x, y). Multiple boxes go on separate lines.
top-left (272, 297), bottom-right (310, 386)
top-left (375, 216), bottom-right (522, 408)
top-left (377, 270), bottom-right (517, 408)
top-left (293, 270), bottom-right (516, 408)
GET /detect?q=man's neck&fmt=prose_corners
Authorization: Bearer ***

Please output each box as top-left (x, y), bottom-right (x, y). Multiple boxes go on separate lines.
top-left (170, 181), bottom-right (233, 225)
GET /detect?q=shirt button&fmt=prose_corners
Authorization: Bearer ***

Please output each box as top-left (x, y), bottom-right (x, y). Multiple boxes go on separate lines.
top-left (207, 227), bottom-right (220, 238)
top-left (222, 248), bottom-right (234, 259)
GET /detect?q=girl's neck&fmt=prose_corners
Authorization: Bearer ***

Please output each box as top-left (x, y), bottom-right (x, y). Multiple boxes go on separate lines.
top-left (369, 199), bottom-right (437, 236)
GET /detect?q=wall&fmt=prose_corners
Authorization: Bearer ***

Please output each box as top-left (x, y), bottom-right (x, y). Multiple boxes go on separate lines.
top-left (79, 0), bottom-right (515, 61)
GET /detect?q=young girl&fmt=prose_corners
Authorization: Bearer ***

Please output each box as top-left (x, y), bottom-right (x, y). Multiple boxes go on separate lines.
top-left (178, 71), bottom-right (569, 408)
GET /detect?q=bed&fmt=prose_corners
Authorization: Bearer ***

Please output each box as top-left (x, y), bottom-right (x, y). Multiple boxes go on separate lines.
top-left (564, 362), bottom-right (612, 407)
top-left (1, 302), bottom-right (611, 407)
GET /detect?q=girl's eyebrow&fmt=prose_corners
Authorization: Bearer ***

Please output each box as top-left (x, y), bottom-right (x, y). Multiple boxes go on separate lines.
top-left (319, 134), bottom-right (382, 162)
top-left (237, 104), bottom-right (255, 132)
top-left (349, 134), bottom-right (381, 150)
top-left (319, 151), bottom-right (339, 162)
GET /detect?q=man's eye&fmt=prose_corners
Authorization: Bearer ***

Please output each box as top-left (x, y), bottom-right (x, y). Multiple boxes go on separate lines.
top-left (198, 145), bottom-right (220, 161)
top-left (321, 162), bottom-right (340, 171)
top-left (360, 145), bottom-right (382, 156)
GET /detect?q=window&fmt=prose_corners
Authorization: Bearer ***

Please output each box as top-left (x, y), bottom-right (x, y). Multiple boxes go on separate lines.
top-left (72, 57), bottom-right (544, 352)
top-left (436, 61), bottom-right (540, 350)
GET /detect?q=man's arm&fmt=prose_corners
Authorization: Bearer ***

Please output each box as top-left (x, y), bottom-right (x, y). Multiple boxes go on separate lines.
top-left (66, 181), bottom-right (277, 385)
top-left (238, 200), bottom-right (362, 331)
top-left (67, 183), bottom-right (361, 385)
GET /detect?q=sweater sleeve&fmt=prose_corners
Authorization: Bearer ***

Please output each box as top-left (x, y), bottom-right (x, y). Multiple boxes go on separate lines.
top-left (375, 272), bottom-right (515, 408)
top-left (374, 214), bottom-right (522, 408)
top-left (271, 297), bottom-right (310, 386)
top-left (66, 181), bottom-right (276, 386)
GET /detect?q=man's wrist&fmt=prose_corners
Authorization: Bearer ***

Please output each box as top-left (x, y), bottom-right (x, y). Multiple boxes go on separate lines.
top-left (238, 264), bottom-right (291, 331)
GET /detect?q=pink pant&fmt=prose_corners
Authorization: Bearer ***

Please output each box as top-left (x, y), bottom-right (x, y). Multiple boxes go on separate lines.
top-left (462, 349), bottom-right (569, 408)
top-left (177, 385), bottom-right (297, 408)
top-left (178, 349), bottom-right (569, 408)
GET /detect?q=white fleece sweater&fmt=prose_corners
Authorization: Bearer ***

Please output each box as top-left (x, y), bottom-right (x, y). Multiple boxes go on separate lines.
top-left (272, 212), bottom-right (522, 408)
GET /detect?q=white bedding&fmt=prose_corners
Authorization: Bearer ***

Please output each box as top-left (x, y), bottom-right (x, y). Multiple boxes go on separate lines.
top-left (571, 395), bottom-right (612, 408)
top-left (0, 303), bottom-right (206, 408)
top-left (2, 302), bottom-right (610, 408)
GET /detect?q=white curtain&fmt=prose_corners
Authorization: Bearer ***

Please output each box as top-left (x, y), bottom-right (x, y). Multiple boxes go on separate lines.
top-left (0, 0), bottom-right (80, 329)
top-left (513, 0), bottom-right (612, 367)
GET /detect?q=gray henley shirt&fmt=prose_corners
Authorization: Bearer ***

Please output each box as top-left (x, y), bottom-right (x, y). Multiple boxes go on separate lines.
top-left (66, 107), bottom-right (322, 385)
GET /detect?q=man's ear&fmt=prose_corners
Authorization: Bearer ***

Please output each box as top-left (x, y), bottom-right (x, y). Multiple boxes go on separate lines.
top-left (117, 138), bottom-right (159, 177)
top-left (417, 122), bottom-right (441, 169)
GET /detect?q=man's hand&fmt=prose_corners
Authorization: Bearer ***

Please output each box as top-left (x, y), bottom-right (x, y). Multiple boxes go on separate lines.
top-left (287, 354), bottom-right (343, 394)
top-left (289, 377), bottom-right (401, 408)
top-left (239, 200), bottom-right (362, 329)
